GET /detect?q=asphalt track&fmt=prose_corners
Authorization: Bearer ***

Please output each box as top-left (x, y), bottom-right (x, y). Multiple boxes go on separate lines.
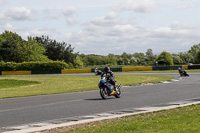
top-left (0, 73), bottom-right (200, 129)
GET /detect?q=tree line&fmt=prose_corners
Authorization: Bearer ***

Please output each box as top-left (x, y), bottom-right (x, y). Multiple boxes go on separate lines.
top-left (0, 31), bottom-right (200, 68)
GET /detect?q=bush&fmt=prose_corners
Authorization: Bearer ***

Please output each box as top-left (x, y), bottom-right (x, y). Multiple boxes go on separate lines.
top-left (0, 61), bottom-right (16, 71)
top-left (0, 61), bottom-right (69, 71)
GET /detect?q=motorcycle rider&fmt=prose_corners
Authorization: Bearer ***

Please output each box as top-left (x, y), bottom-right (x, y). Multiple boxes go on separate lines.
top-left (101, 66), bottom-right (116, 90)
top-left (178, 67), bottom-right (182, 73)
top-left (178, 67), bottom-right (189, 76)
top-left (95, 68), bottom-right (98, 73)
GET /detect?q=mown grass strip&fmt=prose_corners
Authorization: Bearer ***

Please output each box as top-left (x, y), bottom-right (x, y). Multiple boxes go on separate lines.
top-left (0, 75), bottom-right (174, 99)
top-left (62, 104), bottom-right (200, 133)
top-left (0, 79), bottom-right (40, 89)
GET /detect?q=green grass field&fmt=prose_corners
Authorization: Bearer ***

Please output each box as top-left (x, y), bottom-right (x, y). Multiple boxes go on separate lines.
top-left (64, 104), bottom-right (200, 133)
top-left (0, 79), bottom-right (40, 89)
top-left (0, 75), bottom-right (174, 99)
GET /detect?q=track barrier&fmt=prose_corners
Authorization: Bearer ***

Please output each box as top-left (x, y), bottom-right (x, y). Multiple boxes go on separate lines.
top-left (62, 69), bottom-right (91, 74)
top-left (1, 71), bottom-right (31, 75)
top-left (0, 65), bottom-right (200, 75)
top-left (122, 66), bottom-right (152, 72)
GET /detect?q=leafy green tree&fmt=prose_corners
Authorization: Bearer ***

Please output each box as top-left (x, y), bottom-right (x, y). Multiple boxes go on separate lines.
top-left (121, 52), bottom-right (130, 65)
top-left (145, 49), bottom-right (156, 65)
top-left (117, 57), bottom-right (124, 65)
top-left (188, 43), bottom-right (200, 63)
top-left (107, 54), bottom-right (117, 65)
top-left (130, 56), bottom-right (137, 65)
top-left (188, 43), bottom-right (200, 56)
top-left (156, 51), bottom-right (174, 65)
top-left (146, 49), bottom-right (153, 57)
top-left (73, 55), bottom-right (84, 68)
top-left (0, 31), bottom-right (23, 62)
top-left (172, 54), bottom-right (183, 65)
top-left (133, 52), bottom-right (145, 65)
top-left (0, 31), bottom-right (48, 62)
top-left (195, 51), bottom-right (200, 64)
top-left (34, 36), bottom-right (77, 65)
top-left (24, 37), bottom-right (49, 62)
top-left (179, 52), bottom-right (193, 64)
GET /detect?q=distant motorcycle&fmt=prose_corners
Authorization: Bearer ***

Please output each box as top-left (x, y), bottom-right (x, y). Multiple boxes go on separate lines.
top-left (98, 76), bottom-right (121, 99)
top-left (95, 69), bottom-right (102, 76)
top-left (178, 69), bottom-right (189, 77)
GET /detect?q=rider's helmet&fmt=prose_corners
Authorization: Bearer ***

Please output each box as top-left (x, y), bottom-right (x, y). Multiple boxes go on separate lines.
top-left (104, 66), bottom-right (110, 72)
top-left (178, 67), bottom-right (181, 70)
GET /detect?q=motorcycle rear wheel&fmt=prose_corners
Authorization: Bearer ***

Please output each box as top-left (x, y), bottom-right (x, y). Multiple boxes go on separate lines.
top-left (100, 88), bottom-right (108, 99)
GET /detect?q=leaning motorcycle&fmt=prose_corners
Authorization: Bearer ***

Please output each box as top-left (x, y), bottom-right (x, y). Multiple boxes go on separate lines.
top-left (95, 70), bottom-right (102, 76)
top-left (98, 77), bottom-right (121, 99)
top-left (179, 69), bottom-right (189, 77)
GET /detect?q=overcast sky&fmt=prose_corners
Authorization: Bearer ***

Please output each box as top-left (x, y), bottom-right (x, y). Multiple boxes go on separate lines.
top-left (0, 0), bottom-right (200, 55)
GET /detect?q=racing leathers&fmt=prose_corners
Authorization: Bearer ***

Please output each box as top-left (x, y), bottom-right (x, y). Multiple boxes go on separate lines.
top-left (101, 70), bottom-right (116, 90)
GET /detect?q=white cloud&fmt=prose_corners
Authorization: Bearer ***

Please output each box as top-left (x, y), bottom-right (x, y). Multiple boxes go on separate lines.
top-left (176, 2), bottom-right (195, 9)
top-left (62, 7), bottom-right (77, 17)
top-left (64, 15), bottom-right (200, 55)
top-left (152, 22), bottom-right (198, 38)
top-left (43, 8), bottom-right (60, 20)
top-left (62, 7), bottom-right (78, 25)
top-left (89, 12), bottom-right (127, 27)
top-left (66, 18), bottom-right (79, 25)
top-left (3, 23), bottom-right (15, 31)
top-left (63, 12), bottom-right (151, 54)
top-left (0, 23), bottom-right (28, 35)
top-left (4, 7), bottom-right (37, 21)
top-left (0, 0), bottom-right (6, 6)
top-left (21, 28), bottom-right (59, 40)
top-left (114, 24), bottom-right (133, 32)
top-left (115, 0), bottom-right (157, 13)
top-left (170, 21), bottom-right (196, 30)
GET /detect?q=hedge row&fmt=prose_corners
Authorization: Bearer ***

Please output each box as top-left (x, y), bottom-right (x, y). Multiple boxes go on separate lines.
top-left (0, 61), bottom-right (68, 71)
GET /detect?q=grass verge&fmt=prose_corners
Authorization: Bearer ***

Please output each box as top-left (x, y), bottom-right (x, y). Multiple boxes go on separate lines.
top-left (46, 104), bottom-right (200, 133)
top-left (0, 79), bottom-right (40, 89)
top-left (0, 75), bottom-right (174, 99)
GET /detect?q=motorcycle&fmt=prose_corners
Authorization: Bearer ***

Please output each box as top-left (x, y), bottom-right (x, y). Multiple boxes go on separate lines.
top-left (98, 76), bottom-right (121, 99)
top-left (179, 69), bottom-right (189, 77)
top-left (95, 70), bottom-right (102, 76)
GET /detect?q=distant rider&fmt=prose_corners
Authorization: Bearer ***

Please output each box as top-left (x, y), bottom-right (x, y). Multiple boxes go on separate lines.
top-left (178, 67), bottom-right (182, 73)
top-left (95, 68), bottom-right (98, 73)
top-left (101, 66), bottom-right (116, 90)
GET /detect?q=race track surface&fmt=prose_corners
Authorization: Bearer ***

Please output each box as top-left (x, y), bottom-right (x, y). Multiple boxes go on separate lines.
top-left (0, 73), bottom-right (200, 128)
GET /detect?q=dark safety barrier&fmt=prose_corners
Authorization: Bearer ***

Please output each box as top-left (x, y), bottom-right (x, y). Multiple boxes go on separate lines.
top-left (188, 65), bottom-right (200, 69)
top-left (91, 68), bottom-right (104, 73)
top-left (122, 66), bottom-right (152, 72)
top-left (153, 66), bottom-right (182, 70)
top-left (0, 71), bottom-right (1, 75)
top-left (92, 68), bottom-right (122, 72)
top-left (31, 70), bottom-right (62, 74)
top-left (110, 68), bottom-right (122, 72)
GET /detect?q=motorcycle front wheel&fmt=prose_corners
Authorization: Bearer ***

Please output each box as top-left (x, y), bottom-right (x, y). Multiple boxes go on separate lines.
top-left (100, 88), bottom-right (108, 99)
top-left (115, 86), bottom-right (121, 98)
